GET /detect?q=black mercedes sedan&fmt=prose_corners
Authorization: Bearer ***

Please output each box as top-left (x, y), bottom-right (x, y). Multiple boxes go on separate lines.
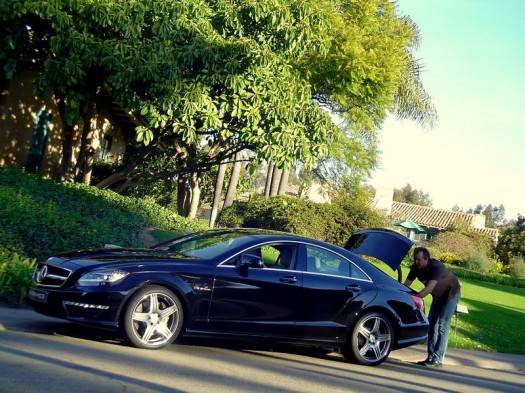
top-left (28, 228), bottom-right (428, 366)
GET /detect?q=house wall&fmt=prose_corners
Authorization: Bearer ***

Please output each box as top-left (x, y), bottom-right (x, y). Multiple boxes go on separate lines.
top-left (0, 70), bottom-right (127, 179)
top-left (471, 214), bottom-right (486, 229)
top-left (372, 186), bottom-right (393, 215)
top-left (0, 69), bottom-right (65, 178)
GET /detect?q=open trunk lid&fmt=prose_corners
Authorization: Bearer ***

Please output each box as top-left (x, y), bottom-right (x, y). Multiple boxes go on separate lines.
top-left (344, 228), bottom-right (415, 271)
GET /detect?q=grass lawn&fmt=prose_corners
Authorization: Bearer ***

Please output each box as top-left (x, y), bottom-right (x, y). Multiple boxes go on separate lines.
top-left (449, 278), bottom-right (525, 354)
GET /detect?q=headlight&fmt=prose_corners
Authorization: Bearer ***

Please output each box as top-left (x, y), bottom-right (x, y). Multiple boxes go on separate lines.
top-left (77, 269), bottom-right (129, 286)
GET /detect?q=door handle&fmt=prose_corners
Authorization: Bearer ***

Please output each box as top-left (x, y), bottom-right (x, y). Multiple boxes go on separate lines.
top-left (280, 275), bottom-right (298, 284)
top-left (345, 284), bottom-right (360, 292)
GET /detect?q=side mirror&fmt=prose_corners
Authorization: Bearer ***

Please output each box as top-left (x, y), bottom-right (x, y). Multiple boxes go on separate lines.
top-left (236, 254), bottom-right (265, 273)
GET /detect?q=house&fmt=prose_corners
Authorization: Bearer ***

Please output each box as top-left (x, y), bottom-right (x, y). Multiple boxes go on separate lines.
top-left (391, 201), bottom-right (499, 242)
top-left (0, 70), bottom-right (136, 180)
top-left (372, 187), bottom-right (499, 242)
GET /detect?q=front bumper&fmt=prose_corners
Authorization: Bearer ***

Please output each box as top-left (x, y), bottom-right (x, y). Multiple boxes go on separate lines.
top-left (27, 286), bottom-right (128, 330)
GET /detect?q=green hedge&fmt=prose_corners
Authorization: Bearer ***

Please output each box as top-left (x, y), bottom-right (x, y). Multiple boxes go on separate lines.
top-left (0, 166), bottom-right (206, 261)
top-left (217, 194), bottom-right (384, 247)
top-left (449, 266), bottom-right (525, 288)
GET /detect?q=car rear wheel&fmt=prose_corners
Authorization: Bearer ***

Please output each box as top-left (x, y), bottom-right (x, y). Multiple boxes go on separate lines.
top-left (341, 312), bottom-right (393, 366)
top-left (123, 285), bottom-right (183, 349)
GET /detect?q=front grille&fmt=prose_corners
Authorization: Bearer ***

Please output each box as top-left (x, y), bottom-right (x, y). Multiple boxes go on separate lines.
top-left (33, 262), bottom-right (72, 288)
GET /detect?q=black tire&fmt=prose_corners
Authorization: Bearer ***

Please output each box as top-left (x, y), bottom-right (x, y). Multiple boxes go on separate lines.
top-left (123, 285), bottom-right (183, 349)
top-left (340, 312), bottom-right (393, 366)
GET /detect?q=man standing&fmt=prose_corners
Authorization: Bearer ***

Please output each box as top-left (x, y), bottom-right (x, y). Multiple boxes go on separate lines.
top-left (404, 247), bottom-right (461, 368)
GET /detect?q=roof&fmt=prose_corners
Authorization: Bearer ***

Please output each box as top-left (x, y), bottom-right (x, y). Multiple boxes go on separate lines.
top-left (391, 202), bottom-right (499, 241)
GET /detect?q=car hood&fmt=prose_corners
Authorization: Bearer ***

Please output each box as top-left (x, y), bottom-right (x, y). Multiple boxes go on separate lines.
top-left (343, 228), bottom-right (415, 271)
top-left (48, 248), bottom-right (197, 268)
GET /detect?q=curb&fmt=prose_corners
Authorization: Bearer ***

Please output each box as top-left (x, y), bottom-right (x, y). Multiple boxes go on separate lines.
top-left (390, 344), bottom-right (524, 372)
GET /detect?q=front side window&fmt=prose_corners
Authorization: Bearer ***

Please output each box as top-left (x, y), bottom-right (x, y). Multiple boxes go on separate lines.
top-left (305, 245), bottom-right (368, 280)
top-left (223, 243), bottom-right (297, 269)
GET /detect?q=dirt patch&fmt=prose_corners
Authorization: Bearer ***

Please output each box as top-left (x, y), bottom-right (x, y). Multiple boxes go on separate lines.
top-left (138, 227), bottom-right (158, 247)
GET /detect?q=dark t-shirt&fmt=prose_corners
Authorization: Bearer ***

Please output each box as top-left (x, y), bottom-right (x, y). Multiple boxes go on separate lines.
top-left (407, 258), bottom-right (460, 305)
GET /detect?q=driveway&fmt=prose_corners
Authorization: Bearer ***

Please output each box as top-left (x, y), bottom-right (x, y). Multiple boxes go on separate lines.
top-left (1, 305), bottom-right (523, 393)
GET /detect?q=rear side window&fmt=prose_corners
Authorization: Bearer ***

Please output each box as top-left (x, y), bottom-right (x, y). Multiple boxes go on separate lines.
top-left (305, 245), bottom-right (368, 280)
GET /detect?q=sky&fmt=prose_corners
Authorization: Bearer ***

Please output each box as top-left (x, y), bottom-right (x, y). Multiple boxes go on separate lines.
top-left (369, 0), bottom-right (525, 220)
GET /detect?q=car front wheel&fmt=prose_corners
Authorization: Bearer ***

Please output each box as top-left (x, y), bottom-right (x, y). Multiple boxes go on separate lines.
top-left (123, 285), bottom-right (183, 349)
top-left (341, 312), bottom-right (393, 366)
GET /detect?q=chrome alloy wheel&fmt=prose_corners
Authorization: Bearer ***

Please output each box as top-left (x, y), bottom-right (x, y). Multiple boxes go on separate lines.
top-left (355, 314), bottom-right (392, 362)
top-left (124, 286), bottom-right (183, 349)
top-left (341, 311), bottom-right (393, 366)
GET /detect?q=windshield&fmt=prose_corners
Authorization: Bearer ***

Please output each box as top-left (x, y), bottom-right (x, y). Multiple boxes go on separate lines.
top-left (154, 231), bottom-right (246, 259)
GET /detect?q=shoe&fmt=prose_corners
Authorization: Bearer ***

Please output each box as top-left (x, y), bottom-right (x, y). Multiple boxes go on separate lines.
top-left (421, 359), bottom-right (442, 368)
top-left (416, 359), bottom-right (430, 366)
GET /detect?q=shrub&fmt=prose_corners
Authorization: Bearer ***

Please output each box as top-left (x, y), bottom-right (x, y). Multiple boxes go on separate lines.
top-left (508, 257), bottom-right (525, 278)
top-left (464, 252), bottom-right (492, 274)
top-left (217, 202), bottom-right (249, 228)
top-left (428, 231), bottom-right (480, 260)
top-left (322, 193), bottom-right (385, 246)
top-left (489, 257), bottom-right (504, 274)
top-left (438, 251), bottom-right (463, 266)
top-left (217, 194), bottom-right (383, 247)
top-left (0, 251), bottom-right (36, 304)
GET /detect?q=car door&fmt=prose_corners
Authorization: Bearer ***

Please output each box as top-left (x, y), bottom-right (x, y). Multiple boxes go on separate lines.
top-left (295, 244), bottom-right (377, 341)
top-left (208, 243), bottom-right (303, 337)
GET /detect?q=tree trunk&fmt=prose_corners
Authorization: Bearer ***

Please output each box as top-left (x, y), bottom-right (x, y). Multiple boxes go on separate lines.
top-left (58, 123), bottom-right (75, 182)
top-left (264, 162), bottom-right (274, 197)
top-left (278, 169), bottom-right (289, 195)
top-left (187, 172), bottom-right (200, 219)
top-left (209, 160), bottom-right (227, 228)
top-left (73, 101), bottom-right (96, 184)
top-left (270, 166), bottom-right (282, 196)
top-left (83, 154), bottom-right (95, 185)
top-left (95, 139), bottom-right (158, 189)
top-left (223, 152), bottom-right (242, 209)
top-left (177, 174), bottom-right (188, 216)
top-left (54, 91), bottom-right (75, 182)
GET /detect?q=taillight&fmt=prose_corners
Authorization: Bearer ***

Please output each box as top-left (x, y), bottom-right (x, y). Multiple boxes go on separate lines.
top-left (411, 294), bottom-right (425, 312)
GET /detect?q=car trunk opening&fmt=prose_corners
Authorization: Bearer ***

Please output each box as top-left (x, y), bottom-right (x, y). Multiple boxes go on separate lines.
top-left (344, 228), bottom-right (415, 271)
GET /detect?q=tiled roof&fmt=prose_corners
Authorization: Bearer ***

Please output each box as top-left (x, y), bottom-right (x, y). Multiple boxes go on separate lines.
top-left (391, 202), bottom-right (499, 240)
top-left (470, 227), bottom-right (500, 239)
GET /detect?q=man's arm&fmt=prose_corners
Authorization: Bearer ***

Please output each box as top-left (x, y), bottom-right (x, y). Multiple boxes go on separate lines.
top-left (404, 279), bottom-right (413, 287)
top-left (417, 280), bottom-right (437, 298)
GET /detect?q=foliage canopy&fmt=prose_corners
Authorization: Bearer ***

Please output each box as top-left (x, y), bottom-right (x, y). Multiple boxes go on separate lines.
top-left (1, 0), bottom-right (434, 192)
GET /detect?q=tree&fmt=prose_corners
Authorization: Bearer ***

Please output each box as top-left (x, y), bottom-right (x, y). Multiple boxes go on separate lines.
top-left (466, 203), bottom-right (507, 227)
top-left (496, 215), bottom-right (525, 265)
top-left (393, 184), bottom-right (432, 206)
top-left (492, 204), bottom-right (506, 226)
top-left (482, 204), bottom-right (495, 228)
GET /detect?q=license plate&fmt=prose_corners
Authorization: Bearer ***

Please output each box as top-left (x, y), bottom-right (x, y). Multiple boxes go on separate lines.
top-left (29, 288), bottom-right (48, 303)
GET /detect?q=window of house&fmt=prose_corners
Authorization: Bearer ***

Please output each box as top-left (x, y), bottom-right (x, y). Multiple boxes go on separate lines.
top-left (25, 110), bottom-right (51, 173)
top-left (100, 134), bottom-right (113, 161)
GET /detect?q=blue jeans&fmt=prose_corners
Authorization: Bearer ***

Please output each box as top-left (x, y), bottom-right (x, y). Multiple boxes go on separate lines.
top-left (427, 290), bottom-right (460, 363)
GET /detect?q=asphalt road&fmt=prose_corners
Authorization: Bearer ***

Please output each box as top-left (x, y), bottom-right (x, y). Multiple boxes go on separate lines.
top-left (0, 305), bottom-right (523, 393)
